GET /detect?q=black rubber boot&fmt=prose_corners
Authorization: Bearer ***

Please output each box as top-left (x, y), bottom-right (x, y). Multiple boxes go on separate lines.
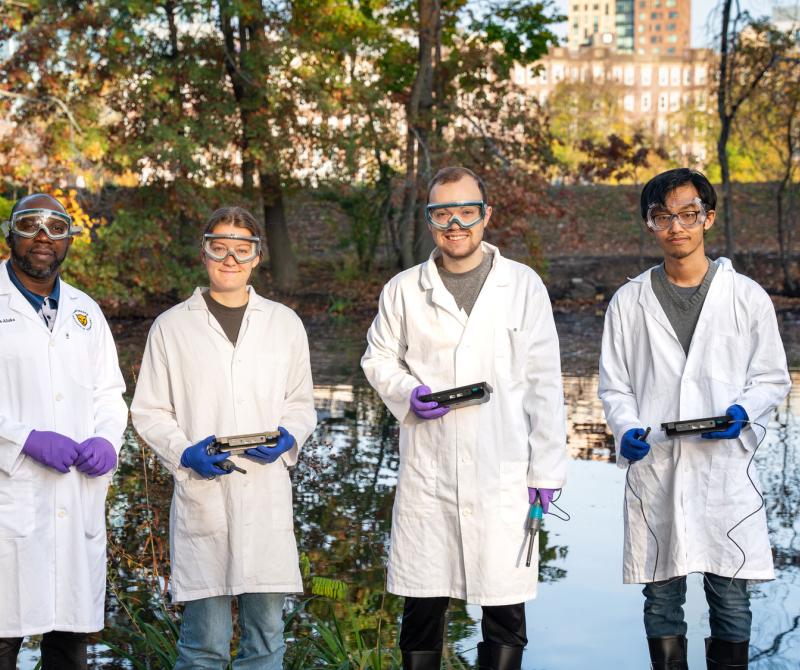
top-left (402, 650), bottom-right (442, 670)
top-left (647, 636), bottom-right (688, 669)
top-left (705, 637), bottom-right (749, 669)
top-left (476, 641), bottom-right (524, 670)
top-left (0, 637), bottom-right (23, 670)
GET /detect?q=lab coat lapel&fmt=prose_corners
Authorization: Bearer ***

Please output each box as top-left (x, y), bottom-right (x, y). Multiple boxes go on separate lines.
top-left (187, 287), bottom-right (231, 344)
top-left (0, 262), bottom-right (45, 327)
top-left (638, 269), bottom-right (681, 346)
top-left (420, 252), bottom-right (468, 327)
top-left (462, 244), bottom-right (507, 342)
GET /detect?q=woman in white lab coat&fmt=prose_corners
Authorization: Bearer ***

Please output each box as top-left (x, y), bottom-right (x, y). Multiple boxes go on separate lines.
top-left (131, 206), bottom-right (316, 670)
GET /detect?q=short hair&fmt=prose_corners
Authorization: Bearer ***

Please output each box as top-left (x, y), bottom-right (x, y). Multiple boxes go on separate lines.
top-left (203, 206), bottom-right (264, 240)
top-left (11, 193), bottom-right (66, 217)
top-left (640, 168), bottom-right (716, 220)
top-left (427, 166), bottom-right (488, 203)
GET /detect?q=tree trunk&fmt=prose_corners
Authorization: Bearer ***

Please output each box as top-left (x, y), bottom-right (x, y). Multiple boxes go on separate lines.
top-left (259, 172), bottom-right (298, 292)
top-left (716, 0), bottom-right (735, 259)
top-left (717, 123), bottom-right (734, 259)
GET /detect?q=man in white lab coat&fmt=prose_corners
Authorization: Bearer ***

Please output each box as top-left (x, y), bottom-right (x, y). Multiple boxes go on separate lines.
top-left (361, 167), bottom-right (567, 670)
top-left (131, 206), bottom-right (316, 670)
top-left (0, 194), bottom-right (127, 670)
top-left (599, 168), bottom-right (791, 670)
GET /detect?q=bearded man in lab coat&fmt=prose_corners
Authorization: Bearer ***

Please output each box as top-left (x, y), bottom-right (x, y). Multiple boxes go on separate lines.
top-left (131, 206), bottom-right (316, 670)
top-left (599, 168), bottom-right (791, 670)
top-left (0, 194), bottom-right (127, 670)
top-left (361, 167), bottom-right (567, 670)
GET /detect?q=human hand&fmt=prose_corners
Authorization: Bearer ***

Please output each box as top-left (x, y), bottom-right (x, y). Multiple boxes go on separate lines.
top-left (180, 435), bottom-right (231, 477)
top-left (620, 427), bottom-right (650, 462)
top-left (528, 487), bottom-right (558, 513)
top-left (701, 405), bottom-right (748, 440)
top-left (410, 385), bottom-right (450, 420)
top-left (75, 437), bottom-right (117, 477)
top-left (245, 426), bottom-right (295, 463)
top-left (22, 430), bottom-right (80, 473)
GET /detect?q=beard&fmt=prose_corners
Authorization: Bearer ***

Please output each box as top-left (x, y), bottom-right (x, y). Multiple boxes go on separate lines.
top-left (9, 236), bottom-right (67, 279)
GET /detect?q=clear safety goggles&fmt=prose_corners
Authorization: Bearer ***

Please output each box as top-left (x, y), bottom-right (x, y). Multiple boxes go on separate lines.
top-left (646, 198), bottom-right (708, 232)
top-left (202, 233), bottom-right (261, 263)
top-left (1, 209), bottom-right (82, 240)
top-left (425, 201), bottom-right (487, 231)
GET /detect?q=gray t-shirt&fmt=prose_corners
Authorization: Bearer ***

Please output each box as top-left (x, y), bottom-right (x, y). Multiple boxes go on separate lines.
top-left (436, 252), bottom-right (493, 316)
top-left (203, 290), bottom-right (247, 344)
top-left (651, 258), bottom-right (718, 355)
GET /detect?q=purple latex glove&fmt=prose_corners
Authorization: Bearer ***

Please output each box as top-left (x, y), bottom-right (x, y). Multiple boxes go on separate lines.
top-left (22, 430), bottom-right (80, 473)
top-left (75, 437), bottom-right (118, 477)
top-left (528, 487), bottom-right (558, 514)
top-left (410, 385), bottom-right (450, 420)
top-left (245, 426), bottom-right (296, 464)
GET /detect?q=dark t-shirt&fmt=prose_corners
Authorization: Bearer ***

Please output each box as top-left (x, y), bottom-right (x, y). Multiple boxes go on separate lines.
top-left (203, 290), bottom-right (247, 344)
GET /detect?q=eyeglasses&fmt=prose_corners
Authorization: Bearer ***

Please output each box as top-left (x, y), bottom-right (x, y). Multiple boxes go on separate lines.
top-left (646, 198), bottom-right (708, 232)
top-left (425, 201), bottom-right (487, 231)
top-left (202, 233), bottom-right (261, 263)
top-left (2, 209), bottom-right (81, 240)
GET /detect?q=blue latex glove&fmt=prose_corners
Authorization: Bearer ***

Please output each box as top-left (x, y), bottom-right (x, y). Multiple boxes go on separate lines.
top-left (528, 487), bottom-right (558, 514)
top-left (620, 427), bottom-right (650, 462)
top-left (701, 404), bottom-right (748, 439)
top-left (180, 435), bottom-right (231, 477)
top-left (245, 426), bottom-right (295, 463)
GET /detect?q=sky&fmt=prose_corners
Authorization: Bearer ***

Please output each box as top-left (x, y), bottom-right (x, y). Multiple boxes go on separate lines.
top-left (550, 0), bottom-right (784, 48)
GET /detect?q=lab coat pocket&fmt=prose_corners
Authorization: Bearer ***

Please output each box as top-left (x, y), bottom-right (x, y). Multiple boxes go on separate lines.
top-left (0, 474), bottom-right (34, 538)
top-left (395, 457), bottom-right (438, 516)
top-left (82, 476), bottom-right (110, 539)
top-left (706, 333), bottom-right (748, 388)
top-left (495, 329), bottom-right (530, 383)
top-left (499, 461), bottom-right (529, 518)
top-left (705, 448), bottom-right (757, 519)
top-left (175, 478), bottom-right (227, 538)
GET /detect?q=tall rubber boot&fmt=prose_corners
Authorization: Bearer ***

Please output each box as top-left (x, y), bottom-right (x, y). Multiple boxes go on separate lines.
top-left (476, 641), bottom-right (524, 670)
top-left (402, 650), bottom-right (442, 670)
top-left (0, 638), bottom-right (23, 670)
top-left (705, 637), bottom-right (749, 669)
top-left (647, 636), bottom-right (688, 669)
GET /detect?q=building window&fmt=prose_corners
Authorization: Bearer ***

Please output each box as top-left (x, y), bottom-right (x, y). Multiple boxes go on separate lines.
top-left (651, 11), bottom-right (658, 18)
top-left (540, 68), bottom-right (548, 83)
top-left (593, 65), bottom-right (604, 80)
top-left (605, 4), bottom-right (609, 14)
top-left (624, 94), bottom-right (635, 111)
top-left (638, 24), bottom-right (645, 32)
top-left (659, 66), bottom-right (669, 85)
top-left (665, 0), bottom-right (676, 5)
top-left (667, 47), bottom-right (676, 54)
top-left (653, 46), bottom-right (660, 54)
top-left (639, 12), bottom-right (647, 19)
top-left (695, 65), bottom-right (707, 85)
top-left (683, 67), bottom-right (691, 84)
top-left (624, 65), bottom-right (635, 84)
top-left (669, 10), bottom-right (678, 17)
top-left (612, 65), bottom-right (622, 81)
top-left (642, 92), bottom-right (651, 111)
top-left (667, 23), bottom-right (676, 30)
top-left (670, 66), bottom-right (680, 85)
top-left (658, 93), bottom-right (668, 111)
top-left (639, 0), bottom-right (645, 6)
top-left (651, 35), bottom-right (659, 43)
top-left (667, 34), bottom-right (678, 42)
top-left (641, 66), bottom-right (652, 85)
top-left (670, 91), bottom-right (679, 111)
top-left (593, 3), bottom-right (599, 8)
top-left (573, 4), bottom-right (580, 9)
top-left (655, 23), bottom-right (661, 31)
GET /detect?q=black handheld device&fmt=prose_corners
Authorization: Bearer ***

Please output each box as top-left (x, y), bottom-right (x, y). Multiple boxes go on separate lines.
top-left (661, 415), bottom-right (731, 437)
top-left (418, 382), bottom-right (493, 408)
top-left (206, 430), bottom-right (280, 456)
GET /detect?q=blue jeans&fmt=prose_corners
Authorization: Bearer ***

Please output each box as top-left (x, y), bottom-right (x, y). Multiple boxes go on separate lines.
top-left (642, 573), bottom-right (751, 641)
top-left (174, 592), bottom-right (286, 670)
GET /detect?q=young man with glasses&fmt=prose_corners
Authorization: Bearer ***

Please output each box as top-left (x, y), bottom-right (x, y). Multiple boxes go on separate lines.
top-left (0, 194), bottom-right (127, 669)
top-left (362, 167), bottom-right (567, 670)
top-left (131, 206), bottom-right (316, 669)
top-left (599, 169), bottom-right (791, 669)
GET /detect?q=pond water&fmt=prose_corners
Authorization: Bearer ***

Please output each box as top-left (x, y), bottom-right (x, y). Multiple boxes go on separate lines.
top-left (18, 371), bottom-right (800, 669)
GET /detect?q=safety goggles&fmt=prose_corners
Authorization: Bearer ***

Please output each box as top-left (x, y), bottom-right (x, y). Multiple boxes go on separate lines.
top-left (425, 201), bottom-right (487, 231)
top-left (646, 198), bottom-right (708, 232)
top-left (1, 209), bottom-right (82, 240)
top-left (202, 233), bottom-right (261, 263)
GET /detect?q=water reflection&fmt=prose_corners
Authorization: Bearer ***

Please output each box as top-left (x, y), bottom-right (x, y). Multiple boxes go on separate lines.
top-left (17, 372), bottom-right (799, 669)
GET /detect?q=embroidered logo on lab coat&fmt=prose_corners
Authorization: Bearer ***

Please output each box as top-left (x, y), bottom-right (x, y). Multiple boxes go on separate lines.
top-left (72, 309), bottom-right (92, 330)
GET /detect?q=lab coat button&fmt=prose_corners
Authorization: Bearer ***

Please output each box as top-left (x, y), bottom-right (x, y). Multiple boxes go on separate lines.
top-left (462, 509), bottom-right (472, 517)
top-left (57, 510), bottom-right (66, 518)
top-left (55, 393), bottom-right (64, 401)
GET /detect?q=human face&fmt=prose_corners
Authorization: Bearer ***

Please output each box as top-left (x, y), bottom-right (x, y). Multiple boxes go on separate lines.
top-left (8, 195), bottom-right (72, 281)
top-left (647, 183), bottom-right (714, 260)
top-left (428, 176), bottom-right (492, 263)
top-left (202, 223), bottom-right (260, 294)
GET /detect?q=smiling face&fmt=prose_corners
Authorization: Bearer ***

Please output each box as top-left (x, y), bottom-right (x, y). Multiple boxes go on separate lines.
top-left (8, 194), bottom-right (72, 282)
top-left (427, 175), bottom-right (492, 266)
top-left (648, 183), bottom-right (715, 261)
top-left (202, 222), bottom-right (260, 295)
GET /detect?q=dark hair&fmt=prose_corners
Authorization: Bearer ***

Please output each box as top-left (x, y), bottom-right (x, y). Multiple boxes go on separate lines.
top-left (639, 168), bottom-right (717, 220)
top-left (203, 206), bottom-right (263, 240)
top-left (427, 166), bottom-right (488, 203)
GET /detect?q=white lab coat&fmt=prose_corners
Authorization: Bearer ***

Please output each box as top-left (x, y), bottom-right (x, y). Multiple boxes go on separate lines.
top-left (599, 258), bottom-right (791, 583)
top-left (0, 261), bottom-right (127, 637)
top-left (130, 287), bottom-right (316, 602)
top-left (361, 243), bottom-right (567, 606)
